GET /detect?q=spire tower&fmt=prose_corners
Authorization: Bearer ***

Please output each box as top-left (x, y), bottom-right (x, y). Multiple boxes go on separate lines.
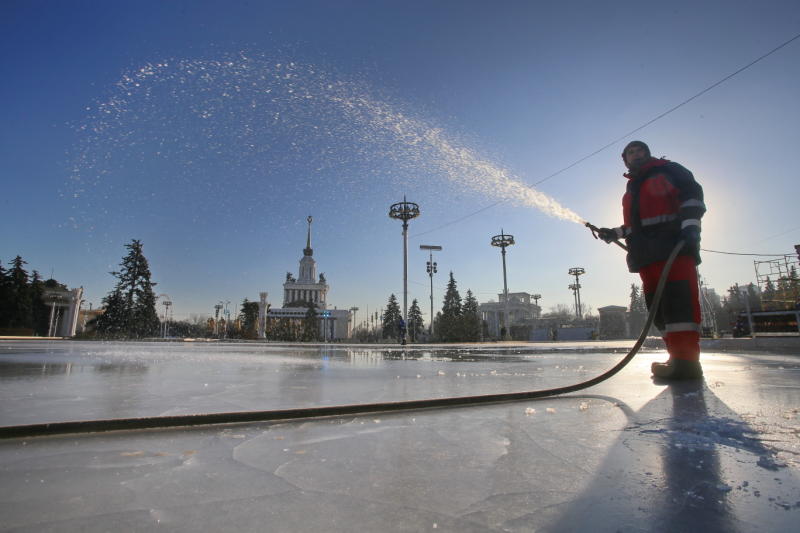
top-left (304, 215), bottom-right (313, 256)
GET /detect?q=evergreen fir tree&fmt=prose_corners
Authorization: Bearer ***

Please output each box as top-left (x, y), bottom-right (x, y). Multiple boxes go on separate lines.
top-left (460, 289), bottom-right (481, 342)
top-left (382, 294), bottom-right (402, 339)
top-left (29, 271), bottom-right (51, 336)
top-left (0, 261), bottom-right (11, 328)
top-left (302, 302), bottom-right (319, 341)
top-left (407, 299), bottom-right (424, 342)
top-left (97, 240), bottom-right (159, 338)
top-left (789, 266), bottom-right (799, 309)
top-left (437, 272), bottom-right (462, 342)
top-left (96, 289), bottom-right (127, 337)
top-left (745, 283), bottom-right (762, 312)
top-left (628, 284), bottom-right (647, 338)
top-left (239, 299), bottom-right (260, 339)
top-left (132, 282), bottom-right (159, 338)
top-left (762, 277), bottom-right (776, 310)
top-left (7, 256), bottom-right (32, 329)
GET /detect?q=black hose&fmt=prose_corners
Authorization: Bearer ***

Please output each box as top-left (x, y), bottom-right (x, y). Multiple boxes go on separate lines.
top-left (0, 241), bottom-right (685, 440)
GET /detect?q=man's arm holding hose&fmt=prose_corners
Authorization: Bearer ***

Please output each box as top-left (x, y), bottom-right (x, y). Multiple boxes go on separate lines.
top-left (585, 222), bottom-right (629, 250)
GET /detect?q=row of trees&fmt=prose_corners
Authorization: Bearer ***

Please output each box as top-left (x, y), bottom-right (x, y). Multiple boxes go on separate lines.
top-left (0, 256), bottom-right (67, 335)
top-left (434, 273), bottom-right (481, 342)
top-left (380, 272), bottom-right (481, 343)
top-left (381, 295), bottom-right (425, 341)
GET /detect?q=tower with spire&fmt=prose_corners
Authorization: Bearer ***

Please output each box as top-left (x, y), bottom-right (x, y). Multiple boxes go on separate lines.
top-left (283, 216), bottom-right (329, 308)
top-left (264, 215), bottom-right (352, 340)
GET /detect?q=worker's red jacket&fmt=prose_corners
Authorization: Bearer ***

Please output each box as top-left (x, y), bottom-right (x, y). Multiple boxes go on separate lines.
top-left (613, 158), bottom-right (706, 273)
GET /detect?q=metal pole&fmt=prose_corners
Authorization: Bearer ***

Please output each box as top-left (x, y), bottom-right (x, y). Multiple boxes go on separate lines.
top-left (568, 268), bottom-right (585, 319)
top-left (389, 198), bottom-right (420, 345)
top-left (420, 245), bottom-right (441, 339)
top-left (429, 250), bottom-right (434, 336)
top-left (491, 232), bottom-right (515, 340)
top-left (403, 219), bottom-right (408, 325)
top-left (501, 247), bottom-right (509, 339)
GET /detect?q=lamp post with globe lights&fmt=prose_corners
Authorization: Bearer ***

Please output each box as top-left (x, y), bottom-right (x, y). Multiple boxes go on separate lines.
top-left (491, 230), bottom-right (515, 340)
top-left (389, 197), bottom-right (420, 345)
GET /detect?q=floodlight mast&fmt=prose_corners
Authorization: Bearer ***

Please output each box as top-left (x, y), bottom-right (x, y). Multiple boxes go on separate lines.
top-left (388, 197), bottom-right (420, 345)
top-left (568, 267), bottom-right (586, 318)
top-left (491, 230), bottom-right (515, 340)
top-left (349, 307), bottom-right (358, 339)
top-left (420, 245), bottom-right (442, 337)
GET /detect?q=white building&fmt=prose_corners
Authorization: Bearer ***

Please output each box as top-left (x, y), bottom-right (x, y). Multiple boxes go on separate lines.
top-left (262, 216), bottom-right (352, 340)
top-left (42, 287), bottom-right (84, 337)
top-left (479, 292), bottom-right (541, 338)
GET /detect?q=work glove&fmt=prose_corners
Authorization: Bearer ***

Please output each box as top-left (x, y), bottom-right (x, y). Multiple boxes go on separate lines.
top-left (680, 225), bottom-right (701, 250)
top-left (596, 227), bottom-right (619, 244)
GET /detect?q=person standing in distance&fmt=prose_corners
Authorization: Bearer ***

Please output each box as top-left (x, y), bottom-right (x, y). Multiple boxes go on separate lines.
top-left (597, 141), bottom-right (706, 380)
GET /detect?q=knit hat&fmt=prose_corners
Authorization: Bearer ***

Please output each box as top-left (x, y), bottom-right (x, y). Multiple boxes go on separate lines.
top-left (621, 140), bottom-right (651, 165)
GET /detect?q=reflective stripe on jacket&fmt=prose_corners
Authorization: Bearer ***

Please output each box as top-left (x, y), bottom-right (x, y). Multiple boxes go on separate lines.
top-left (616, 158), bottom-right (706, 272)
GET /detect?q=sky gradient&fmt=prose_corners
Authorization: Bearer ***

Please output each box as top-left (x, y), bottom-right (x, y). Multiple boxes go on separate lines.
top-left (2, 1), bottom-right (799, 326)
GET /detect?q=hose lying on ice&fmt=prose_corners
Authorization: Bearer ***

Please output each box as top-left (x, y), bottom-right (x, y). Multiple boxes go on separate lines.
top-left (0, 241), bottom-right (685, 440)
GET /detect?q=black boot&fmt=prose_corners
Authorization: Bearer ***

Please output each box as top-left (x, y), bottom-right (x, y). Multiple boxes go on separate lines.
top-left (651, 358), bottom-right (703, 380)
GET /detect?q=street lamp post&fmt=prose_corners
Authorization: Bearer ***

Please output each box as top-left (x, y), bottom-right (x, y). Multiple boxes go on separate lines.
top-left (157, 294), bottom-right (171, 338)
top-left (163, 300), bottom-right (172, 338)
top-left (223, 300), bottom-right (231, 340)
top-left (568, 268), bottom-right (586, 319)
top-left (420, 245), bottom-right (442, 338)
top-left (349, 307), bottom-right (359, 339)
top-left (214, 303), bottom-right (223, 337)
top-left (389, 196), bottom-right (420, 345)
top-left (491, 230), bottom-right (515, 340)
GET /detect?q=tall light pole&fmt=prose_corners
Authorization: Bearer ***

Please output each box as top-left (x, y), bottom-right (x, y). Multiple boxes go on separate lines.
top-left (349, 307), bottom-right (359, 338)
top-left (223, 300), bottom-right (231, 339)
top-left (420, 244), bottom-right (442, 337)
top-left (163, 300), bottom-right (172, 338)
top-left (214, 303), bottom-right (223, 337)
top-left (568, 267), bottom-right (586, 319)
top-left (491, 230), bottom-right (515, 340)
top-left (532, 293), bottom-right (542, 318)
top-left (157, 294), bottom-right (170, 338)
top-left (389, 196), bottom-right (420, 345)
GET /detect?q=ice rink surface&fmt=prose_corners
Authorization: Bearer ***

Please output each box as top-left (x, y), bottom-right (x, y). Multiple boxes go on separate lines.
top-left (1, 340), bottom-right (798, 532)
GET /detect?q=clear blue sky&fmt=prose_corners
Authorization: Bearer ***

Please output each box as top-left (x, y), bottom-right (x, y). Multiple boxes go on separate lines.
top-left (2, 1), bottom-right (799, 325)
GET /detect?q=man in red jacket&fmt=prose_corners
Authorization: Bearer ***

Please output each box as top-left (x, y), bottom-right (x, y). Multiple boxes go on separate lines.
top-left (598, 141), bottom-right (706, 380)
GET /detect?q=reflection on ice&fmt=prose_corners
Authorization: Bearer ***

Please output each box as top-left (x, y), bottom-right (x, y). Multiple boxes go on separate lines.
top-left (0, 340), bottom-right (649, 426)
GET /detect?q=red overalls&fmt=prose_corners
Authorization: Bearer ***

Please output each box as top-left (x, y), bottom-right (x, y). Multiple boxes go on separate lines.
top-left (616, 159), bottom-right (706, 362)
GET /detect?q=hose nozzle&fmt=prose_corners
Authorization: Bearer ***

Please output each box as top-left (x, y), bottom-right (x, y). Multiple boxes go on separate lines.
top-left (584, 221), bottom-right (628, 251)
top-left (584, 221), bottom-right (600, 240)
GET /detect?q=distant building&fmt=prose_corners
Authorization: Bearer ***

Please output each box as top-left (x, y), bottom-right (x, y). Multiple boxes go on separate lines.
top-left (42, 287), bottom-right (84, 337)
top-left (264, 216), bottom-right (351, 340)
top-left (77, 308), bottom-right (104, 335)
top-left (598, 305), bottom-right (628, 339)
top-left (479, 292), bottom-right (541, 339)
